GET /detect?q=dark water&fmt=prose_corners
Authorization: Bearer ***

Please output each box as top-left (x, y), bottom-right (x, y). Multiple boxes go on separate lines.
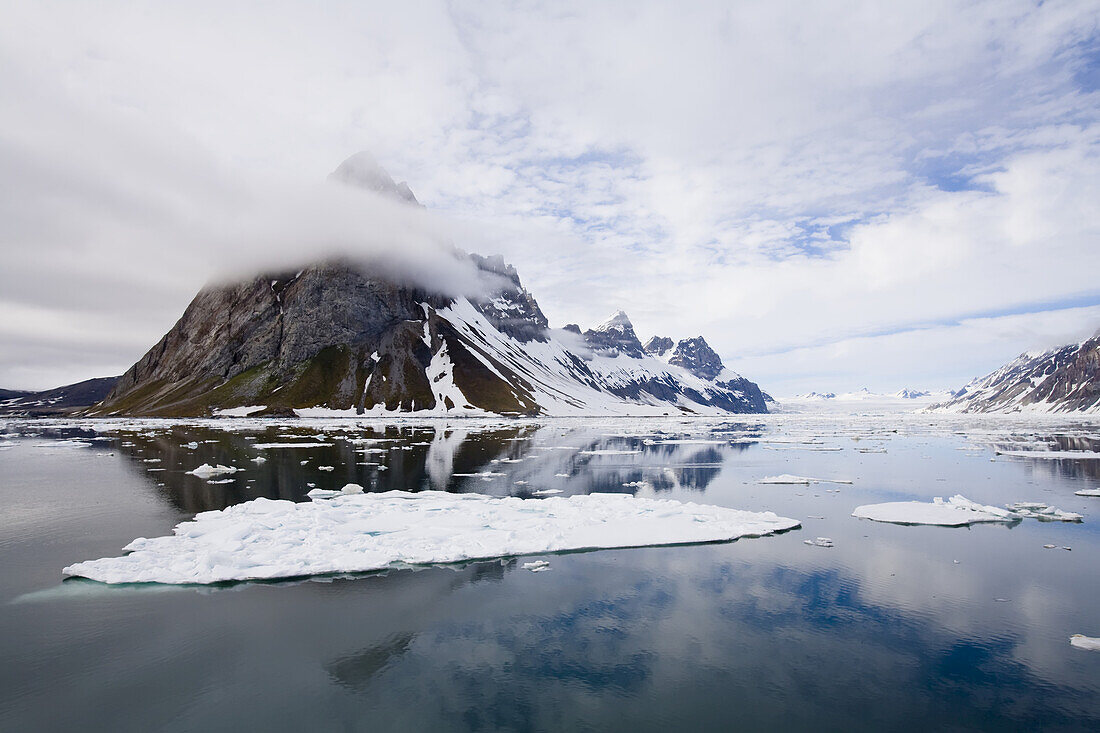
top-left (2, 415), bottom-right (1099, 732)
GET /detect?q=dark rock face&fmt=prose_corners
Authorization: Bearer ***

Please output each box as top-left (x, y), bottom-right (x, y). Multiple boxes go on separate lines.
top-left (0, 376), bottom-right (120, 416)
top-left (583, 311), bottom-right (646, 357)
top-left (643, 336), bottom-right (674, 357)
top-left (468, 254), bottom-right (548, 342)
top-left (563, 324), bottom-right (582, 335)
top-left (668, 337), bottom-right (724, 380)
top-left (935, 333), bottom-right (1100, 413)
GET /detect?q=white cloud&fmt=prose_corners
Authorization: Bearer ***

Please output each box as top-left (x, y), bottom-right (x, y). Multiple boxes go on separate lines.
top-left (0, 0), bottom-right (1098, 389)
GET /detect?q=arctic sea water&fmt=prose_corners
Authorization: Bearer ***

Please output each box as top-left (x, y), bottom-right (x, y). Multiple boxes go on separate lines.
top-left (1, 413), bottom-right (1099, 731)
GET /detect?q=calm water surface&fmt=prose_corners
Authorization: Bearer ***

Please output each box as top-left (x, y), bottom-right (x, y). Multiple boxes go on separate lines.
top-left (1, 414), bottom-right (1099, 732)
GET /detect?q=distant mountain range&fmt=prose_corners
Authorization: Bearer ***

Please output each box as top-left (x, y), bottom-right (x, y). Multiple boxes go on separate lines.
top-left (0, 377), bottom-right (119, 417)
top-left (791, 388), bottom-right (955, 402)
top-left (68, 154), bottom-right (769, 418)
top-left (931, 331), bottom-right (1100, 414)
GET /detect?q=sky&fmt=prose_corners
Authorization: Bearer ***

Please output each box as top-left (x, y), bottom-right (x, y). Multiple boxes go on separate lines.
top-left (1, 1), bottom-right (1099, 395)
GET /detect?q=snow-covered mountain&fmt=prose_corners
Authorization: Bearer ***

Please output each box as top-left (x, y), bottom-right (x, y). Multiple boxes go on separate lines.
top-left (932, 332), bottom-right (1100, 414)
top-left (88, 155), bottom-right (768, 418)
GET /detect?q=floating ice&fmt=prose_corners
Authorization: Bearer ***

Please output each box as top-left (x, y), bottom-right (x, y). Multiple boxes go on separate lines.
top-left (252, 456), bottom-right (267, 464)
top-left (803, 537), bottom-right (834, 547)
top-left (1005, 502), bottom-right (1082, 522)
top-left (759, 474), bottom-right (853, 485)
top-left (1070, 635), bottom-right (1100, 651)
top-left (252, 442), bottom-right (334, 449)
top-left (318, 466), bottom-right (335, 471)
top-left (1075, 488), bottom-right (1100, 497)
top-left (62, 491), bottom-right (800, 584)
top-left (995, 450), bottom-right (1100, 459)
top-left (186, 464), bottom-right (241, 480)
top-left (854, 495), bottom-right (1085, 526)
top-left (522, 560), bottom-right (550, 572)
top-left (533, 488), bottom-right (562, 495)
top-left (579, 449), bottom-right (642, 455)
top-left (852, 495), bottom-right (1016, 526)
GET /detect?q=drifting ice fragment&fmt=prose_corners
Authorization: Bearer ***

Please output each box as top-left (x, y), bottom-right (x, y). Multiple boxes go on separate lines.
top-left (803, 537), bottom-right (834, 547)
top-left (852, 495), bottom-right (1015, 526)
top-left (759, 475), bottom-right (852, 485)
top-left (186, 464), bottom-right (241, 480)
top-left (1075, 488), bottom-right (1100, 497)
top-left (1070, 635), bottom-right (1100, 651)
top-left (62, 491), bottom-right (800, 584)
top-left (854, 495), bottom-right (1084, 526)
top-left (1004, 502), bottom-right (1082, 522)
top-left (533, 489), bottom-right (562, 496)
top-left (522, 561), bottom-right (550, 572)
top-left (995, 450), bottom-right (1100, 460)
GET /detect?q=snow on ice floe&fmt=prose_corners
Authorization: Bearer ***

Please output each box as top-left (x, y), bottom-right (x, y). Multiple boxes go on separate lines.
top-left (61, 491), bottom-right (800, 585)
top-left (1004, 502), bottom-right (1082, 522)
top-left (252, 442), bottom-right (334, 449)
top-left (186, 464), bottom-right (241, 479)
top-left (853, 495), bottom-right (1084, 526)
top-left (1075, 488), bottom-right (1100, 497)
top-left (995, 450), bottom-right (1100, 459)
top-left (759, 474), bottom-right (853, 485)
top-left (852, 495), bottom-right (1015, 526)
top-left (1070, 635), bottom-right (1100, 651)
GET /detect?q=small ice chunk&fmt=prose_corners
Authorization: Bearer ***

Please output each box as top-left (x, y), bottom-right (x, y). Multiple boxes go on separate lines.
top-left (318, 466), bottom-right (335, 472)
top-left (996, 450), bottom-right (1100, 460)
top-left (186, 464), bottom-right (241, 480)
top-left (341, 483), bottom-right (364, 494)
top-left (1070, 635), bottom-right (1100, 651)
top-left (759, 475), bottom-right (852, 485)
top-left (554, 473), bottom-right (570, 478)
top-left (522, 560), bottom-right (550, 572)
top-left (803, 537), bottom-right (834, 547)
top-left (533, 489), bottom-right (562, 496)
top-left (252, 456), bottom-right (267, 464)
top-left (253, 442), bottom-right (334, 449)
top-left (1075, 488), bottom-right (1100, 497)
top-left (1004, 502), bottom-right (1082, 522)
top-left (1043, 544), bottom-right (1057, 549)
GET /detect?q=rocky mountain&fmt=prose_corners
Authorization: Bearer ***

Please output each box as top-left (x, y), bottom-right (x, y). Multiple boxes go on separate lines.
top-left (0, 376), bottom-right (119, 416)
top-left (643, 336), bottom-right (673, 357)
top-left (932, 332), bottom-right (1100, 414)
top-left (88, 156), bottom-right (769, 418)
top-left (583, 311), bottom-right (646, 358)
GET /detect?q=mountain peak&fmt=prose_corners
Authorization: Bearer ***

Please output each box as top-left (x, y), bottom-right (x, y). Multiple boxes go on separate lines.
top-left (584, 311), bottom-right (644, 357)
top-left (643, 336), bottom-right (674, 357)
top-left (329, 151), bottom-right (420, 205)
top-left (668, 336), bottom-right (724, 381)
top-left (594, 310), bottom-right (633, 333)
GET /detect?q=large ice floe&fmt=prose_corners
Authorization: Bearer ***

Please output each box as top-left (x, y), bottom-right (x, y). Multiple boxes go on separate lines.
top-left (62, 491), bottom-right (800, 585)
top-left (852, 495), bottom-right (1083, 526)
